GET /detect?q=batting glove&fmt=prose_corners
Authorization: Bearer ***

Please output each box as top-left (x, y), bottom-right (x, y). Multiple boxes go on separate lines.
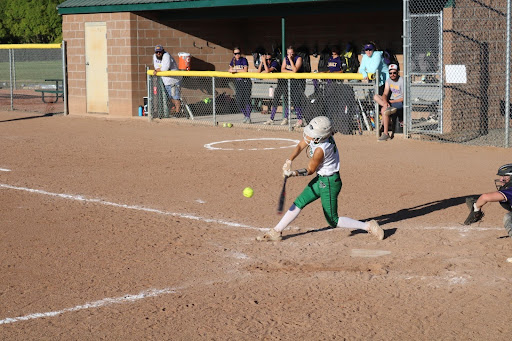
top-left (283, 169), bottom-right (295, 178)
top-left (282, 159), bottom-right (292, 178)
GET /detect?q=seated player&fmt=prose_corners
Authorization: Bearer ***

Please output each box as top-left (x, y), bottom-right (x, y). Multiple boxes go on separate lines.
top-left (373, 63), bottom-right (403, 141)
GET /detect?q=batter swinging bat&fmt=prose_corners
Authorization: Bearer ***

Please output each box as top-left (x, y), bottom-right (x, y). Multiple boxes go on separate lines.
top-left (277, 176), bottom-right (288, 214)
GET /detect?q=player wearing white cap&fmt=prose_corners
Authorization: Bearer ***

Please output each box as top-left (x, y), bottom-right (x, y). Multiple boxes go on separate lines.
top-left (257, 116), bottom-right (384, 241)
top-left (373, 63), bottom-right (403, 141)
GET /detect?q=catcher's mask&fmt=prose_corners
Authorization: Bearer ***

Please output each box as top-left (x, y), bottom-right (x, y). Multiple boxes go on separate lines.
top-left (495, 163), bottom-right (512, 190)
top-left (303, 116), bottom-right (333, 146)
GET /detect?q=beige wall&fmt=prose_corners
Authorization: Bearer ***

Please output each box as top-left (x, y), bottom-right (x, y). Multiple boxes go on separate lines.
top-left (63, 12), bottom-right (142, 117)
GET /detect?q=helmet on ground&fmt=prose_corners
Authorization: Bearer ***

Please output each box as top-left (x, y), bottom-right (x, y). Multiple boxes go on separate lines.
top-left (495, 163), bottom-right (512, 190)
top-left (303, 116), bottom-right (333, 144)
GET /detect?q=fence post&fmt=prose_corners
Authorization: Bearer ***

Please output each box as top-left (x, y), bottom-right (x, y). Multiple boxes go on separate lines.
top-left (147, 67), bottom-right (152, 120)
top-left (212, 76), bottom-right (216, 125)
top-left (374, 70), bottom-right (380, 137)
top-left (9, 49), bottom-right (13, 110)
top-left (61, 41), bottom-right (68, 116)
top-left (287, 79), bottom-right (291, 131)
top-left (506, 0), bottom-right (511, 148)
top-left (403, 0), bottom-right (409, 138)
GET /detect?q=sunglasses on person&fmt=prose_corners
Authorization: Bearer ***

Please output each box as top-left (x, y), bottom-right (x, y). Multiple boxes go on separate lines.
top-left (365, 48), bottom-right (373, 51)
top-left (389, 71), bottom-right (398, 75)
top-left (233, 52), bottom-right (241, 55)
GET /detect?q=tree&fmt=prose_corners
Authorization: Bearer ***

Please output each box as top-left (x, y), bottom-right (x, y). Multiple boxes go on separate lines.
top-left (0, 0), bottom-right (65, 44)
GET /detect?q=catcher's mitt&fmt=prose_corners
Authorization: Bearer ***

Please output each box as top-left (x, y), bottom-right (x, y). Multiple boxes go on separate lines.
top-left (465, 197), bottom-right (477, 210)
top-left (464, 197), bottom-right (484, 225)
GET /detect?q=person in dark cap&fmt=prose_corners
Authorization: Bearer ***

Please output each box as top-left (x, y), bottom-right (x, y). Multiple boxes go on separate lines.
top-left (153, 45), bottom-right (182, 116)
top-left (358, 41), bottom-right (388, 89)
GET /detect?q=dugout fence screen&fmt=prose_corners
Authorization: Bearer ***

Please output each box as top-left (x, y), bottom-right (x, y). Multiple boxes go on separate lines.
top-left (146, 70), bottom-right (380, 135)
top-left (404, 0), bottom-right (512, 148)
top-left (0, 43), bottom-right (67, 115)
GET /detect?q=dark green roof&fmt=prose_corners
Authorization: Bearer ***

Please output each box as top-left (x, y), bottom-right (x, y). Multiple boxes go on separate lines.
top-left (57, 0), bottom-right (330, 15)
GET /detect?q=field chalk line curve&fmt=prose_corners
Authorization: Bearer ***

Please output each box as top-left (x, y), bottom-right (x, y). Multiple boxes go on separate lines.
top-left (204, 137), bottom-right (300, 151)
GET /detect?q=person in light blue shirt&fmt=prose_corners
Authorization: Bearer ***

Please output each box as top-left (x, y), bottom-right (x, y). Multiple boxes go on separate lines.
top-left (358, 42), bottom-right (389, 90)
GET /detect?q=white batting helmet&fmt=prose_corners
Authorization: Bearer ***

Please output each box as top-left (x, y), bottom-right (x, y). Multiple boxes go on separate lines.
top-left (303, 116), bottom-right (333, 144)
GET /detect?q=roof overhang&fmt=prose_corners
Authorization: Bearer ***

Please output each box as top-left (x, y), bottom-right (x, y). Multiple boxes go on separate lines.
top-left (57, 0), bottom-right (342, 15)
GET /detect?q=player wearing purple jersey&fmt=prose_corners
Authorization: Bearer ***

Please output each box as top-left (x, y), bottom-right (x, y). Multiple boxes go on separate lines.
top-left (328, 47), bottom-right (343, 73)
top-left (258, 52), bottom-right (282, 124)
top-left (257, 52), bottom-right (279, 74)
top-left (229, 47), bottom-right (253, 123)
top-left (281, 46), bottom-right (306, 128)
top-left (464, 163), bottom-right (512, 263)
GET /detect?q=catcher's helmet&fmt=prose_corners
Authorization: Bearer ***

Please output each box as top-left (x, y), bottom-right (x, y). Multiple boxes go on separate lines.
top-left (303, 116), bottom-right (333, 144)
top-left (497, 163), bottom-right (512, 176)
top-left (495, 163), bottom-right (512, 190)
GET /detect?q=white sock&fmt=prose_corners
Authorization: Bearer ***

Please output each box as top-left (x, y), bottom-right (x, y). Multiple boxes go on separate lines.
top-left (274, 204), bottom-right (301, 232)
top-left (337, 217), bottom-right (368, 230)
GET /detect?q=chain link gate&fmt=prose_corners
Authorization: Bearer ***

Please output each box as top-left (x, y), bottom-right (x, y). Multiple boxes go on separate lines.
top-left (405, 0), bottom-right (511, 147)
top-left (0, 44), bottom-right (67, 115)
top-left (408, 12), bottom-right (443, 134)
top-left (147, 70), bottom-right (380, 136)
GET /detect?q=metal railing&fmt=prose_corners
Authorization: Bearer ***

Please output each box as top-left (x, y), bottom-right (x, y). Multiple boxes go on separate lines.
top-left (147, 70), bottom-right (381, 135)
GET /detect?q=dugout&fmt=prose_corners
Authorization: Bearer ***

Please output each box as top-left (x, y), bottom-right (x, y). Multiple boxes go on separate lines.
top-left (57, 0), bottom-right (403, 117)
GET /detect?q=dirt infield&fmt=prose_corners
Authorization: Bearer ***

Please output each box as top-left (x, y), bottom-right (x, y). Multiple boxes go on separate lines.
top-left (0, 110), bottom-right (511, 340)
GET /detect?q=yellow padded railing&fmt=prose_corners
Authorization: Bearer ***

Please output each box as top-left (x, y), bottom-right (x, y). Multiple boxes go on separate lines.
top-left (0, 44), bottom-right (62, 49)
top-left (147, 70), bottom-right (375, 80)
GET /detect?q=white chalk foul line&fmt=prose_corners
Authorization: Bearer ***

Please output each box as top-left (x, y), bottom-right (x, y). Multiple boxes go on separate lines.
top-left (0, 183), bottom-right (263, 231)
top-left (0, 168), bottom-right (11, 172)
top-left (0, 183), bottom-right (502, 234)
top-left (0, 287), bottom-right (177, 325)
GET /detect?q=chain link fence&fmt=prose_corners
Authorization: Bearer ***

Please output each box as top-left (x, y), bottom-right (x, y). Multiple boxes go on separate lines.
top-left (147, 71), bottom-right (381, 135)
top-left (405, 0), bottom-right (511, 147)
top-left (0, 44), bottom-right (67, 115)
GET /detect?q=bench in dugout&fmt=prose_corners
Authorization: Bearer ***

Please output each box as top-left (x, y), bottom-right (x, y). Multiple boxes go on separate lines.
top-left (410, 83), bottom-right (441, 127)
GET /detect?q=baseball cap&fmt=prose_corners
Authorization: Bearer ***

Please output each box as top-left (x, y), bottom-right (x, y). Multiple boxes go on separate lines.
top-left (364, 43), bottom-right (375, 51)
top-left (155, 45), bottom-right (164, 52)
top-left (389, 64), bottom-right (398, 71)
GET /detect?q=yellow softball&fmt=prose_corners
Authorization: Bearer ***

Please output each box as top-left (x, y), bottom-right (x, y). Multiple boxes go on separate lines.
top-left (243, 187), bottom-right (254, 198)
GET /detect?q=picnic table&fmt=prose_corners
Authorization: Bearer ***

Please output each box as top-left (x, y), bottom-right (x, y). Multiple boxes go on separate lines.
top-left (35, 79), bottom-right (64, 103)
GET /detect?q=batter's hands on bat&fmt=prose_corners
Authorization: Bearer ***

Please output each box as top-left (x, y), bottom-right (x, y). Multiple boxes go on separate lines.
top-left (282, 159), bottom-right (292, 178)
top-left (283, 169), bottom-right (294, 178)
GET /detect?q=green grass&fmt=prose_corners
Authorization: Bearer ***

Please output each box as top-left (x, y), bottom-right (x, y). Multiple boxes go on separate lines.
top-left (0, 60), bottom-right (63, 84)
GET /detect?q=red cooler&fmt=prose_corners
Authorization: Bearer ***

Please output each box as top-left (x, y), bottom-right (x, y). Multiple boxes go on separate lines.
top-left (178, 52), bottom-right (191, 71)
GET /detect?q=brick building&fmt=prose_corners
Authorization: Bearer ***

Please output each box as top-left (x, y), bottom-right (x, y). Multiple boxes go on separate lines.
top-left (57, 0), bottom-right (402, 117)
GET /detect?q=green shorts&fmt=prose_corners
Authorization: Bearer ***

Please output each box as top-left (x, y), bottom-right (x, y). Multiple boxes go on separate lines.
top-left (294, 172), bottom-right (342, 227)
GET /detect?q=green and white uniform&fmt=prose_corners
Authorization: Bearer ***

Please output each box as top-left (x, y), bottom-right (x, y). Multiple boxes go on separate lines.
top-left (294, 136), bottom-right (342, 227)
